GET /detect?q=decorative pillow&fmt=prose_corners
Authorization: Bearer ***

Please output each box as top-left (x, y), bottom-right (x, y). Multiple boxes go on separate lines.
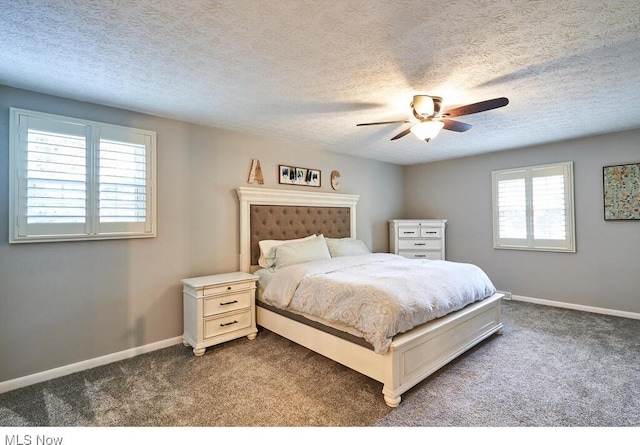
top-left (274, 234), bottom-right (331, 270)
top-left (326, 237), bottom-right (370, 257)
top-left (258, 234), bottom-right (316, 268)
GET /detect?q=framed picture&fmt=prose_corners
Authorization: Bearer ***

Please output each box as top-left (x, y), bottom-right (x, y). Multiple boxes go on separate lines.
top-left (278, 165), bottom-right (321, 187)
top-left (603, 162), bottom-right (640, 220)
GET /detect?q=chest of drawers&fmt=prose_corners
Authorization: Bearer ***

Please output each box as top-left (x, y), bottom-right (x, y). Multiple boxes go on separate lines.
top-left (181, 272), bottom-right (258, 356)
top-left (389, 219), bottom-right (447, 260)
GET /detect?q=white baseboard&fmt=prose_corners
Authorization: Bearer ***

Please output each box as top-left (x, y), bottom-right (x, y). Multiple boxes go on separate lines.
top-left (3, 296), bottom-right (639, 395)
top-left (511, 295), bottom-right (640, 320)
top-left (0, 336), bottom-right (184, 395)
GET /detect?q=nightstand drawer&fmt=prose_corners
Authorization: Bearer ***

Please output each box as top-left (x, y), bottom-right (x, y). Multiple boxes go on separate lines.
top-left (203, 290), bottom-right (252, 317)
top-left (398, 239), bottom-right (442, 250)
top-left (203, 281), bottom-right (254, 296)
top-left (204, 310), bottom-right (252, 339)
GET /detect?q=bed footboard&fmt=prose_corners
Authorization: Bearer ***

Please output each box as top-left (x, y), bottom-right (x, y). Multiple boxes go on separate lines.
top-left (257, 293), bottom-right (503, 407)
top-left (382, 293), bottom-right (503, 406)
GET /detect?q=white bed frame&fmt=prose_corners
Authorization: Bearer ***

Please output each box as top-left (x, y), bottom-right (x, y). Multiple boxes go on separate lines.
top-left (237, 187), bottom-right (503, 407)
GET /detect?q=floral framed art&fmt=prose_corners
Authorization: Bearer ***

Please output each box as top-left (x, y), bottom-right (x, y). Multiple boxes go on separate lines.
top-left (278, 165), bottom-right (321, 187)
top-left (603, 162), bottom-right (640, 220)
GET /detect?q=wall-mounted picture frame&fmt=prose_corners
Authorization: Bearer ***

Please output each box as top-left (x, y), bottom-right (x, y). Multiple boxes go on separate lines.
top-left (603, 162), bottom-right (640, 220)
top-left (278, 165), bottom-right (321, 187)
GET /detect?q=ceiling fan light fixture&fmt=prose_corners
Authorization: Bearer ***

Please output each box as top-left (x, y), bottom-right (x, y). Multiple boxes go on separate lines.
top-left (412, 95), bottom-right (435, 117)
top-left (357, 95), bottom-right (506, 142)
top-left (410, 120), bottom-right (444, 141)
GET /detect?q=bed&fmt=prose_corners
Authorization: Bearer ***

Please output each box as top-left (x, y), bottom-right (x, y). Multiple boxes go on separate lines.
top-left (237, 186), bottom-right (503, 407)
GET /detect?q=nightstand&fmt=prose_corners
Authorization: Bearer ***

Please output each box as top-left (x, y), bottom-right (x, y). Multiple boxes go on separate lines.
top-left (181, 272), bottom-right (258, 356)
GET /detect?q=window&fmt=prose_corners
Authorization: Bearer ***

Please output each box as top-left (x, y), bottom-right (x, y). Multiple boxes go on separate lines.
top-left (492, 162), bottom-right (575, 252)
top-left (9, 108), bottom-right (157, 243)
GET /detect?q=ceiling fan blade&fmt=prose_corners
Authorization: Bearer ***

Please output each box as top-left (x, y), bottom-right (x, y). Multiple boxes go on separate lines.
top-left (442, 119), bottom-right (472, 132)
top-left (356, 120), bottom-right (410, 126)
top-left (390, 127), bottom-right (412, 140)
top-left (443, 97), bottom-right (509, 117)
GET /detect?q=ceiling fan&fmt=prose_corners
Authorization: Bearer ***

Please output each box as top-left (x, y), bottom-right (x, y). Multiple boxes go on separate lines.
top-left (356, 95), bottom-right (509, 142)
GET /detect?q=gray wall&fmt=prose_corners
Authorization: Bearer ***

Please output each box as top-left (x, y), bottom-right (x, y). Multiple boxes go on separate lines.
top-left (0, 86), bottom-right (404, 383)
top-left (405, 130), bottom-right (640, 314)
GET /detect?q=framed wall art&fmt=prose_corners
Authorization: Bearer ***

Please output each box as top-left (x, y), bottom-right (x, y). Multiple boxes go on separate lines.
top-left (278, 165), bottom-right (321, 187)
top-left (603, 162), bottom-right (640, 220)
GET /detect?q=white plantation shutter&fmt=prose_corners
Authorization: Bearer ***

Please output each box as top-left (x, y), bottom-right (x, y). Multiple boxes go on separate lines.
top-left (496, 174), bottom-right (527, 240)
top-left (492, 162), bottom-right (575, 252)
top-left (532, 168), bottom-right (566, 241)
top-left (99, 139), bottom-right (147, 223)
top-left (27, 130), bottom-right (87, 225)
top-left (97, 131), bottom-right (153, 235)
top-left (10, 108), bottom-right (156, 243)
top-left (14, 115), bottom-right (89, 238)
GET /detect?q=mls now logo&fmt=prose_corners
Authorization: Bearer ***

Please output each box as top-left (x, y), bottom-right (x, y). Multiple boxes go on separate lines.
top-left (5, 436), bottom-right (63, 445)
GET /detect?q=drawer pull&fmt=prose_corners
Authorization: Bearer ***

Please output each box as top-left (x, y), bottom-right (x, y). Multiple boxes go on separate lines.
top-left (415, 255), bottom-right (426, 258)
top-left (220, 320), bottom-right (238, 327)
top-left (402, 231), bottom-right (414, 234)
top-left (415, 243), bottom-right (426, 246)
top-left (227, 286), bottom-right (232, 290)
top-left (220, 300), bottom-right (238, 306)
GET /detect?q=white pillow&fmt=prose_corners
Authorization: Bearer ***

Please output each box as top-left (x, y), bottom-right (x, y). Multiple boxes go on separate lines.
top-left (326, 237), bottom-right (370, 257)
top-left (258, 234), bottom-right (316, 268)
top-left (274, 234), bottom-right (331, 270)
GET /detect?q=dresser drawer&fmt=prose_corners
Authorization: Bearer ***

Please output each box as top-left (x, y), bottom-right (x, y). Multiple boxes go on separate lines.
top-left (399, 251), bottom-right (443, 260)
top-left (397, 227), bottom-right (420, 238)
top-left (203, 281), bottom-right (254, 296)
top-left (420, 227), bottom-right (442, 238)
top-left (204, 310), bottom-right (252, 339)
top-left (203, 290), bottom-right (252, 317)
top-left (398, 239), bottom-right (442, 250)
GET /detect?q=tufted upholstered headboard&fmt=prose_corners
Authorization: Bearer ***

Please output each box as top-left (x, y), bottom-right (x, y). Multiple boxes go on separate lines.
top-left (237, 187), bottom-right (360, 272)
top-left (249, 205), bottom-right (351, 266)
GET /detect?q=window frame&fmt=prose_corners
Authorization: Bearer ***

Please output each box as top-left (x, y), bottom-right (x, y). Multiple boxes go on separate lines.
top-left (491, 161), bottom-right (576, 253)
top-left (9, 108), bottom-right (157, 243)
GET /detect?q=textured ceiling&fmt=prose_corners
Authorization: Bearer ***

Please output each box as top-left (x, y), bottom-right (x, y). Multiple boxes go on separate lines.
top-left (1, 0), bottom-right (639, 165)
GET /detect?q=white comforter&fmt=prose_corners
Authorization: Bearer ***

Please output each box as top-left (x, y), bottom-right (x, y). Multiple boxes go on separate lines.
top-left (261, 253), bottom-right (497, 354)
